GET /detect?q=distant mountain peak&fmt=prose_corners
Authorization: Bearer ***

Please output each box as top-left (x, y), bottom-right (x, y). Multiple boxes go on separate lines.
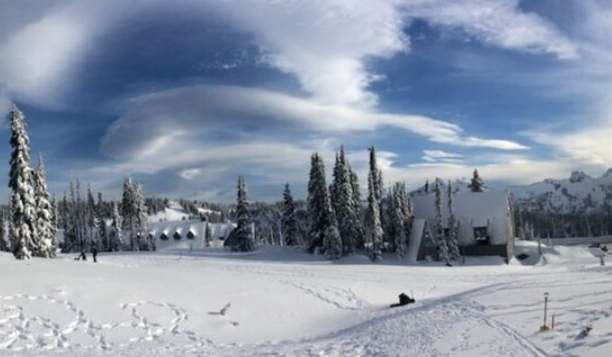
top-left (511, 167), bottom-right (612, 213)
top-left (602, 167), bottom-right (612, 178)
top-left (569, 170), bottom-right (591, 183)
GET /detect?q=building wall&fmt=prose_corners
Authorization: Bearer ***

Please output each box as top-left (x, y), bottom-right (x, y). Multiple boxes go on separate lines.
top-left (411, 191), bottom-right (516, 262)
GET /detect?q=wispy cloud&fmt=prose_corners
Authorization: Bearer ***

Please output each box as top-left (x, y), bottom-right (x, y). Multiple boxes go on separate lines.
top-left (422, 150), bottom-right (463, 163)
top-left (101, 84), bottom-right (528, 160)
top-left (520, 0), bottom-right (612, 169)
top-left (403, 0), bottom-right (578, 59)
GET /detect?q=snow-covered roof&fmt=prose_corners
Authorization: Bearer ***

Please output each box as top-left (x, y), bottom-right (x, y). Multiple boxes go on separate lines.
top-left (412, 191), bottom-right (510, 226)
top-left (147, 219), bottom-right (237, 249)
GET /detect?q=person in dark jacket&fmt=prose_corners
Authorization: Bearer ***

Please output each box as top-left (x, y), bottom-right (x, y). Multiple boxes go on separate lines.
top-left (390, 293), bottom-right (415, 308)
top-left (92, 247), bottom-right (98, 263)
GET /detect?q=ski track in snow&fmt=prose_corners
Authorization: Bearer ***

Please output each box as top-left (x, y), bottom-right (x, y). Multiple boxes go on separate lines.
top-left (0, 294), bottom-right (212, 354)
top-left (0, 281), bottom-right (551, 357)
top-left (2, 248), bottom-right (611, 357)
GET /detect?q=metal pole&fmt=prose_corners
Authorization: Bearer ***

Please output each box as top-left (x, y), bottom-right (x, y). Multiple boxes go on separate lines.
top-left (543, 292), bottom-right (549, 329)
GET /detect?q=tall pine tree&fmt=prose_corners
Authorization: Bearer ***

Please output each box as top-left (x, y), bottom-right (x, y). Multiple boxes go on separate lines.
top-left (234, 176), bottom-right (254, 252)
top-left (281, 183), bottom-right (298, 246)
top-left (307, 153), bottom-right (341, 258)
top-left (447, 181), bottom-right (461, 261)
top-left (468, 169), bottom-right (486, 192)
top-left (0, 210), bottom-right (8, 252)
top-left (134, 183), bottom-right (150, 250)
top-left (434, 179), bottom-right (450, 264)
top-left (121, 177), bottom-right (138, 250)
top-left (33, 154), bottom-right (57, 257)
top-left (332, 146), bottom-right (360, 256)
top-left (307, 153), bottom-right (326, 253)
top-left (8, 105), bottom-right (38, 259)
top-left (366, 173), bottom-right (383, 261)
top-left (365, 147), bottom-right (384, 261)
top-left (349, 166), bottom-right (364, 248)
top-left (110, 201), bottom-right (123, 251)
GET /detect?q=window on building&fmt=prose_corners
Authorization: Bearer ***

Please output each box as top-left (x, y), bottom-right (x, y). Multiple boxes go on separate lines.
top-left (173, 232), bottom-right (181, 240)
top-left (160, 233), bottom-right (168, 241)
top-left (473, 227), bottom-right (489, 244)
top-left (187, 231), bottom-right (195, 240)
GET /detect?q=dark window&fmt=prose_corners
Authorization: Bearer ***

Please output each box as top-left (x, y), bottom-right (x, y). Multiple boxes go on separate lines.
top-left (160, 233), bottom-right (168, 241)
top-left (187, 231), bottom-right (195, 240)
top-left (473, 227), bottom-right (489, 244)
top-left (173, 232), bottom-right (181, 240)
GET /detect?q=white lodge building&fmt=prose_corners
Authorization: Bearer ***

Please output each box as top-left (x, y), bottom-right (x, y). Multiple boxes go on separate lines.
top-left (147, 220), bottom-right (236, 250)
top-left (410, 191), bottom-right (516, 263)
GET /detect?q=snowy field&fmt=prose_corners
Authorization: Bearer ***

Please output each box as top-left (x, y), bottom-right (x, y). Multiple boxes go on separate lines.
top-left (1, 243), bottom-right (611, 357)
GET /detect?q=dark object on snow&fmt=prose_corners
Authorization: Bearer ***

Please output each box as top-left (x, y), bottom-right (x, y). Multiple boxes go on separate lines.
top-left (577, 326), bottom-right (592, 339)
top-left (220, 303), bottom-right (231, 316)
top-left (92, 247), bottom-right (98, 263)
top-left (390, 293), bottom-right (415, 308)
top-left (75, 249), bottom-right (87, 261)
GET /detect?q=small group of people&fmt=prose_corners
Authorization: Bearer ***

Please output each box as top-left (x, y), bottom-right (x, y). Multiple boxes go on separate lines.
top-left (74, 247), bottom-right (98, 262)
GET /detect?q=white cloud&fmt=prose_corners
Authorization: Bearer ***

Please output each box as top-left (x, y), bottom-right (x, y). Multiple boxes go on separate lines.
top-left (422, 150), bottom-right (463, 163)
top-left (101, 85), bottom-right (528, 160)
top-left (0, 0), bottom-right (578, 112)
top-left (206, 0), bottom-right (407, 108)
top-left (519, 1), bottom-right (612, 170)
top-left (179, 168), bottom-right (201, 180)
top-left (403, 0), bottom-right (578, 60)
top-left (380, 157), bottom-right (578, 190)
top-left (527, 126), bottom-right (612, 167)
top-left (0, 0), bottom-right (137, 108)
top-left (204, 0), bottom-right (577, 109)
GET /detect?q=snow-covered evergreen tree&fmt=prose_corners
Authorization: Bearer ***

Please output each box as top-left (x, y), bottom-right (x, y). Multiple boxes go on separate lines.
top-left (468, 169), bottom-right (486, 192)
top-left (390, 182), bottom-right (409, 258)
top-left (323, 215), bottom-right (342, 260)
top-left (402, 184), bottom-right (414, 248)
top-left (365, 147), bottom-right (384, 261)
top-left (366, 173), bottom-right (383, 261)
top-left (307, 153), bottom-right (341, 258)
top-left (86, 184), bottom-right (97, 247)
top-left (33, 154), bottom-right (57, 257)
top-left (349, 166), bottom-right (364, 248)
top-left (96, 192), bottom-right (108, 251)
top-left (110, 201), bottom-right (123, 251)
top-left (0, 211), bottom-right (8, 252)
top-left (234, 176), bottom-right (254, 252)
top-left (121, 177), bottom-right (138, 250)
top-left (205, 222), bottom-right (212, 247)
top-left (368, 147), bottom-right (383, 216)
top-left (332, 146), bottom-right (360, 256)
top-left (133, 183), bottom-right (150, 250)
top-left (307, 153), bottom-right (326, 253)
top-left (434, 179), bottom-right (450, 263)
top-left (281, 183), bottom-right (298, 246)
top-left (447, 181), bottom-right (461, 261)
top-left (8, 105), bottom-right (38, 259)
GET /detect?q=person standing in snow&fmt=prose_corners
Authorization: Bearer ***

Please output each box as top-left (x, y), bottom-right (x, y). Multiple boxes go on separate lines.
top-left (92, 246), bottom-right (98, 263)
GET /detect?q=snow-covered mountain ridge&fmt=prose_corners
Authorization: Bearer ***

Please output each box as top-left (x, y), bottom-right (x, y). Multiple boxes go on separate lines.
top-left (508, 168), bottom-right (612, 213)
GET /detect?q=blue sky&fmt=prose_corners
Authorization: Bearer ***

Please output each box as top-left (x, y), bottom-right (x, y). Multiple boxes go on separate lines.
top-left (0, 0), bottom-right (610, 202)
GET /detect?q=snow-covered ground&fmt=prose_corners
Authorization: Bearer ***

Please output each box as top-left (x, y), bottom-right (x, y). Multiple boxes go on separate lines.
top-left (1, 243), bottom-right (611, 356)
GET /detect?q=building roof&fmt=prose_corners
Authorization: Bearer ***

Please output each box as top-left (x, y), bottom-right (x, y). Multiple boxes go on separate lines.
top-left (411, 190), bottom-right (510, 226)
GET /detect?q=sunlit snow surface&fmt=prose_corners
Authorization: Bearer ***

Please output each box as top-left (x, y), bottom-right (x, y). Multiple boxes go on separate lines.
top-left (1, 242), bottom-right (611, 357)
